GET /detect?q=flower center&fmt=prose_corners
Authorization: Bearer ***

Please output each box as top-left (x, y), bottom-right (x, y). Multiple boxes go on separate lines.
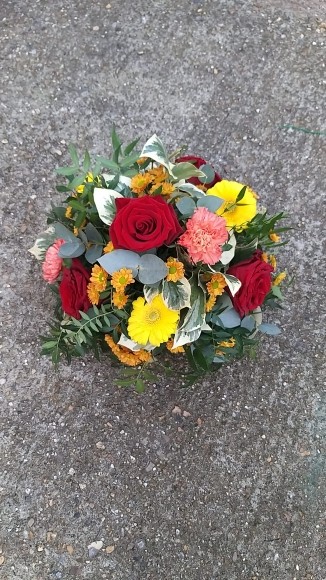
top-left (119, 276), bottom-right (127, 285)
top-left (169, 266), bottom-right (177, 275)
top-left (146, 309), bottom-right (160, 323)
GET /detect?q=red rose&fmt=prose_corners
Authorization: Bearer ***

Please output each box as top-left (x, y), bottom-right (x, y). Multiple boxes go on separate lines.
top-left (175, 155), bottom-right (221, 188)
top-left (227, 251), bottom-right (274, 317)
top-left (59, 259), bottom-right (91, 319)
top-left (110, 196), bottom-right (183, 252)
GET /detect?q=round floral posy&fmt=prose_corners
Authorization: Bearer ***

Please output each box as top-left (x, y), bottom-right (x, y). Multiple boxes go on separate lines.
top-left (30, 131), bottom-right (289, 389)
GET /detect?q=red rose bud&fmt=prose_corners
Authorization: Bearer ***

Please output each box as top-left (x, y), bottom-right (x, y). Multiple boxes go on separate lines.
top-left (175, 155), bottom-right (221, 188)
top-left (110, 196), bottom-right (183, 252)
top-left (59, 258), bottom-right (91, 319)
top-left (227, 250), bottom-right (274, 317)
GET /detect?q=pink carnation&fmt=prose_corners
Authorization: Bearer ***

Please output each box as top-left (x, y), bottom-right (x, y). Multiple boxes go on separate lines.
top-left (178, 207), bottom-right (228, 265)
top-left (42, 239), bottom-right (65, 283)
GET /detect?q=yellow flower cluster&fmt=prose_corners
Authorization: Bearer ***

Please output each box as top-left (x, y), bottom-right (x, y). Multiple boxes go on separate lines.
top-left (105, 335), bottom-right (152, 367)
top-left (216, 337), bottom-right (236, 356)
top-left (273, 272), bottom-right (286, 286)
top-left (103, 241), bottom-right (114, 254)
top-left (269, 231), bottom-right (281, 243)
top-left (205, 273), bottom-right (227, 312)
top-left (111, 268), bottom-right (134, 293)
top-left (262, 253), bottom-right (277, 270)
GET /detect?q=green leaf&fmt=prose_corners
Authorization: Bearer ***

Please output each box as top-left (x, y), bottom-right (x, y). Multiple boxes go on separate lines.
top-left (84, 222), bottom-right (103, 244)
top-left (143, 282), bottom-right (161, 303)
top-left (28, 226), bottom-right (56, 261)
top-left (162, 278), bottom-right (191, 310)
top-left (120, 152), bottom-right (140, 169)
top-left (140, 134), bottom-right (172, 172)
top-left (82, 150), bottom-right (91, 173)
top-left (93, 187), bottom-right (123, 225)
top-left (176, 196), bottom-right (196, 217)
top-left (135, 379), bottom-right (146, 393)
top-left (171, 162), bottom-right (205, 181)
top-left (96, 156), bottom-right (120, 173)
top-left (124, 137), bottom-right (140, 156)
top-left (56, 165), bottom-right (78, 177)
top-left (138, 254), bottom-right (168, 284)
top-left (235, 185), bottom-right (247, 203)
top-left (68, 144), bottom-right (79, 166)
top-left (176, 183), bottom-right (206, 199)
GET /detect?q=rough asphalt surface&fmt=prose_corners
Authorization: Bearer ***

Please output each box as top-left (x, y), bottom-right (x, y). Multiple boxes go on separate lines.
top-left (1, 1), bottom-right (325, 579)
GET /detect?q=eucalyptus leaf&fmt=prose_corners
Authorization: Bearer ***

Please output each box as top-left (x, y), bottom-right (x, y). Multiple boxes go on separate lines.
top-left (85, 244), bottom-right (103, 264)
top-left (241, 315), bottom-right (256, 332)
top-left (58, 240), bottom-right (85, 258)
top-left (176, 196), bottom-right (196, 217)
top-left (197, 195), bottom-right (224, 213)
top-left (98, 249), bottom-right (140, 276)
top-left (138, 254), bottom-right (168, 284)
top-left (259, 322), bottom-right (281, 335)
top-left (84, 222), bottom-right (103, 244)
top-left (217, 307), bottom-right (241, 328)
top-left (198, 164), bottom-right (215, 184)
top-left (54, 222), bottom-right (77, 242)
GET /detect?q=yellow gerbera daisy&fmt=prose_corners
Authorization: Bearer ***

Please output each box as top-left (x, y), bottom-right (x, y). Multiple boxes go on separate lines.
top-left (105, 335), bottom-right (152, 367)
top-left (90, 265), bottom-right (108, 292)
top-left (273, 272), bottom-right (286, 286)
top-left (128, 295), bottom-right (179, 347)
top-left (166, 339), bottom-right (185, 354)
top-left (166, 257), bottom-right (185, 282)
top-left (206, 273), bottom-right (227, 297)
top-left (112, 291), bottom-right (128, 309)
top-left (207, 180), bottom-right (257, 231)
top-left (87, 282), bottom-right (100, 305)
top-left (103, 241), bottom-right (114, 254)
top-left (111, 268), bottom-right (134, 292)
top-left (205, 294), bottom-right (216, 312)
top-left (131, 172), bottom-right (153, 195)
top-left (269, 231), bottom-right (281, 243)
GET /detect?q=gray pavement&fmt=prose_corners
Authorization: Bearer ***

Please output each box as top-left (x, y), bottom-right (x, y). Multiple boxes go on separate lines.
top-left (1, 1), bottom-right (325, 578)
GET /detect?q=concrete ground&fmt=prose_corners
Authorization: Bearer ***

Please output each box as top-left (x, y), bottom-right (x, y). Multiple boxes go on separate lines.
top-left (0, 0), bottom-right (325, 578)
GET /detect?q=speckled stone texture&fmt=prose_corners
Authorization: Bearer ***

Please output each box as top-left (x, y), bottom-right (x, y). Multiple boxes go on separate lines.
top-left (0, 1), bottom-right (325, 579)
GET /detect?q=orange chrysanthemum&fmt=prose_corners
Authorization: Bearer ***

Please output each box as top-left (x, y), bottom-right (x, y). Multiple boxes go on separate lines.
top-left (87, 283), bottom-right (100, 305)
top-left (161, 182), bottom-right (175, 196)
top-left (273, 272), bottom-right (286, 286)
top-left (269, 231), bottom-right (281, 243)
top-left (105, 335), bottom-right (152, 367)
top-left (112, 291), bottom-right (128, 309)
top-left (166, 257), bottom-right (185, 282)
top-left (219, 337), bottom-right (236, 348)
top-left (131, 172), bottom-right (153, 195)
top-left (206, 273), bottom-right (227, 297)
top-left (65, 206), bottom-right (73, 219)
top-left (148, 165), bottom-right (167, 184)
top-left (90, 265), bottom-right (108, 292)
top-left (111, 268), bottom-right (134, 292)
top-left (137, 157), bottom-right (148, 165)
top-left (103, 241), bottom-right (114, 254)
top-left (166, 339), bottom-right (185, 354)
top-left (205, 294), bottom-right (216, 312)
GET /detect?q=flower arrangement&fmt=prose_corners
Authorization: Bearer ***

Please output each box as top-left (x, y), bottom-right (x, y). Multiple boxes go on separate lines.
top-left (30, 129), bottom-right (289, 390)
